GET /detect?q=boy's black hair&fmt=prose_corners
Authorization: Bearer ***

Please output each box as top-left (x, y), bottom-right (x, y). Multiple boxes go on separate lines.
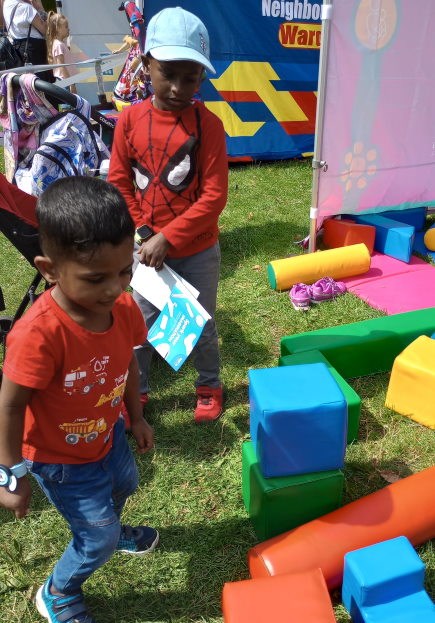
top-left (36, 176), bottom-right (134, 259)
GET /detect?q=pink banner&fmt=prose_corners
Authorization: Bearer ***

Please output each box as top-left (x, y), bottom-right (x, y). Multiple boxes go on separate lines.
top-left (317, 0), bottom-right (435, 218)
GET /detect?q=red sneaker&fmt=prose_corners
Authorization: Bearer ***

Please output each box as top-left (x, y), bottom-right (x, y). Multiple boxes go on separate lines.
top-left (194, 386), bottom-right (224, 423)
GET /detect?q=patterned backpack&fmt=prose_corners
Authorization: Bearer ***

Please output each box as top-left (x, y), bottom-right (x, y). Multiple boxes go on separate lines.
top-left (14, 97), bottom-right (110, 196)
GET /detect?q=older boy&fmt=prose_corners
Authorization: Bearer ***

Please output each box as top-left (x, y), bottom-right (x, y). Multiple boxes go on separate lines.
top-left (108, 7), bottom-right (228, 423)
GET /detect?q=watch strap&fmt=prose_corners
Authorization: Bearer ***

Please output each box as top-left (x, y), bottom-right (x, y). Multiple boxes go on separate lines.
top-left (10, 460), bottom-right (27, 479)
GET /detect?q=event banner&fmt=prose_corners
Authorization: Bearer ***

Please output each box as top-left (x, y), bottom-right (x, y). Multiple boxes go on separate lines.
top-left (144, 0), bottom-right (321, 161)
top-left (316, 0), bottom-right (435, 218)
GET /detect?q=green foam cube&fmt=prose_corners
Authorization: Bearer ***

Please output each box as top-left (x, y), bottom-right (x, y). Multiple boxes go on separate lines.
top-left (242, 441), bottom-right (344, 541)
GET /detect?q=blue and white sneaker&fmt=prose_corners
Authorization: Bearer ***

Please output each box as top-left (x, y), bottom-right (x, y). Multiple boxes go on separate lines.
top-left (35, 576), bottom-right (95, 623)
top-left (116, 524), bottom-right (159, 555)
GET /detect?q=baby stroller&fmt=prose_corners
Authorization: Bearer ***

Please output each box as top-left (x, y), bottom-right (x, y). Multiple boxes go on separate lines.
top-left (0, 76), bottom-right (111, 380)
top-left (0, 172), bottom-right (42, 379)
top-left (0, 73), bottom-right (111, 195)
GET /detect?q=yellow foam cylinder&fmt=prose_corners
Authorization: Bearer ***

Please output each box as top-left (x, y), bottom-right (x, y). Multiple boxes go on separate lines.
top-left (267, 243), bottom-right (371, 291)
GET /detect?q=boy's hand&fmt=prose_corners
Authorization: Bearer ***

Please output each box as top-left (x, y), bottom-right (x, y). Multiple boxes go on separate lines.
top-left (0, 477), bottom-right (31, 519)
top-left (138, 233), bottom-right (170, 270)
top-left (130, 418), bottom-right (154, 454)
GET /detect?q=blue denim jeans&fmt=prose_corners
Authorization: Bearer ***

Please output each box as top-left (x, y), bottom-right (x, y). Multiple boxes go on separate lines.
top-left (133, 243), bottom-right (222, 393)
top-left (25, 419), bottom-right (138, 594)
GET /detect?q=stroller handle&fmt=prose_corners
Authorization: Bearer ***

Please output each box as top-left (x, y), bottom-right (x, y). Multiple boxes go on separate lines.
top-left (11, 75), bottom-right (78, 108)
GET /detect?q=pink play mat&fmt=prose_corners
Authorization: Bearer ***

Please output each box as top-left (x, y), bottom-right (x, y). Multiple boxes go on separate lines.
top-left (341, 253), bottom-right (435, 315)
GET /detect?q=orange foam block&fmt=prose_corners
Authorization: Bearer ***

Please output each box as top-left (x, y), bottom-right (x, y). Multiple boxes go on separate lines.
top-left (222, 569), bottom-right (336, 623)
top-left (248, 466), bottom-right (435, 590)
top-left (323, 218), bottom-right (376, 254)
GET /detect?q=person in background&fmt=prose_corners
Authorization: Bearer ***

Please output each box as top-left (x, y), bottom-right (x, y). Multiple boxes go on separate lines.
top-left (108, 7), bottom-right (228, 424)
top-left (46, 11), bottom-right (77, 94)
top-left (0, 177), bottom-right (158, 623)
top-left (3, 0), bottom-right (53, 82)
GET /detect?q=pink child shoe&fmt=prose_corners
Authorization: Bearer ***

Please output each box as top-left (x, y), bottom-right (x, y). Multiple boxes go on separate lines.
top-left (309, 277), bottom-right (347, 303)
top-left (289, 283), bottom-right (311, 311)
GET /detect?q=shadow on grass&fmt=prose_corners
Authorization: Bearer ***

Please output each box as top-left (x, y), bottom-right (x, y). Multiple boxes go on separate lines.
top-left (219, 220), bottom-right (308, 280)
top-left (89, 517), bottom-right (255, 622)
top-left (356, 403), bottom-right (388, 442)
top-left (141, 378), bottom-right (249, 462)
top-left (343, 458), bottom-right (415, 504)
top-left (217, 309), bottom-right (272, 367)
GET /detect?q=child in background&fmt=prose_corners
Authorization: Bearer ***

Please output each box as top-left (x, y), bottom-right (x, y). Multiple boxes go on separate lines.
top-left (46, 11), bottom-right (77, 94)
top-left (108, 7), bottom-right (228, 423)
top-left (112, 34), bottom-right (148, 107)
top-left (0, 177), bottom-right (158, 623)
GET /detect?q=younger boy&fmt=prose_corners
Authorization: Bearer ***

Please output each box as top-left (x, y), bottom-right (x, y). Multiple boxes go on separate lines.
top-left (0, 177), bottom-right (158, 623)
top-left (108, 7), bottom-right (228, 423)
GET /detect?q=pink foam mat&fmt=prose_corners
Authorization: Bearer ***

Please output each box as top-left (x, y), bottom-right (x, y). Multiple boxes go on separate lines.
top-left (341, 253), bottom-right (435, 314)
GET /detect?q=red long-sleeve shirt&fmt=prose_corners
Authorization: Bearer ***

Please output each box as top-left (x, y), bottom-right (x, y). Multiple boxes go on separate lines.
top-left (108, 98), bottom-right (228, 258)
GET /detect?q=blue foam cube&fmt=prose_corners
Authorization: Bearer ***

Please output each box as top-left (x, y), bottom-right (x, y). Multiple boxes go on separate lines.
top-left (343, 536), bottom-right (425, 611)
top-left (381, 207), bottom-right (427, 232)
top-left (354, 213), bottom-right (415, 262)
top-left (364, 591), bottom-right (435, 623)
top-left (248, 364), bottom-right (347, 478)
top-left (342, 536), bottom-right (435, 622)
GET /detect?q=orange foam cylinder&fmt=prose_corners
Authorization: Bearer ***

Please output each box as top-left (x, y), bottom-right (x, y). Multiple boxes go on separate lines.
top-left (267, 243), bottom-right (370, 291)
top-left (222, 569), bottom-right (336, 623)
top-left (248, 467), bottom-right (435, 590)
top-left (323, 218), bottom-right (376, 254)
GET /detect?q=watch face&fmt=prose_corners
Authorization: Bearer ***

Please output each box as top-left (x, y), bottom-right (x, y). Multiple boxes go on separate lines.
top-left (0, 466), bottom-right (11, 488)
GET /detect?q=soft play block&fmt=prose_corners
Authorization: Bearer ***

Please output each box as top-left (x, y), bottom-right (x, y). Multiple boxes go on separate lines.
top-left (359, 592), bottom-right (435, 623)
top-left (242, 441), bottom-right (344, 541)
top-left (354, 213), bottom-right (415, 263)
top-left (267, 243), bottom-right (370, 291)
top-left (381, 207), bottom-right (427, 231)
top-left (248, 365), bottom-right (347, 477)
top-left (385, 335), bottom-right (435, 429)
top-left (279, 351), bottom-right (360, 444)
top-left (343, 537), bottom-right (425, 610)
top-left (222, 568), bottom-right (336, 623)
top-left (248, 466), bottom-right (435, 591)
top-left (323, 218), bottom-right (375, 254)
top-left (280, 307), bottom-right (435, 379)
top-left (342, 536), bottom-right (435, 623)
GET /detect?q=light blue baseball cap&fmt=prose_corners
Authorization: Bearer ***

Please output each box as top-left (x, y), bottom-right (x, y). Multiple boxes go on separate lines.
top-left (144, 6), bottom-right (215, 74)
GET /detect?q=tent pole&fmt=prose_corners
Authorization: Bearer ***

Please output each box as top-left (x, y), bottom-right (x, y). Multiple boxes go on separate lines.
top-left (308, 0), bottom-right (333, 253)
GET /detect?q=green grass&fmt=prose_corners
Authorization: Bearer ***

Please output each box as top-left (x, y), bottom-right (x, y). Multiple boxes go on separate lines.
top-left (1, 159), bottom-right (435, 622)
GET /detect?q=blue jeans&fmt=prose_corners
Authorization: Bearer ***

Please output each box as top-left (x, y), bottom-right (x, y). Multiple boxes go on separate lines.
top-left (133, 243), bottom-right (221, 393)
top-left (25, 419), bottom-right (138, 594)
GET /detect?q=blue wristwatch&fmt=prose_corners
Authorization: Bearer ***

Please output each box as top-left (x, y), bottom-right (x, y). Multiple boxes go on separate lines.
top-left (0, 461), bottom-right (27, 493)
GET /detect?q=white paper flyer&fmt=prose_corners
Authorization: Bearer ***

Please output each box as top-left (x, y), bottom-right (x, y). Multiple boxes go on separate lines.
top-left (130, 262), bottom-right (199, 311)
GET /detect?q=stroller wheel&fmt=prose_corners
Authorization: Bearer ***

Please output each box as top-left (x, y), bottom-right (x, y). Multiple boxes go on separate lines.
top-left (0, 315), bottom-right (13, 332)
top-left (0, 316), bottom-right (13, 388)
top-left (0, 316), bottom-right (14, 337)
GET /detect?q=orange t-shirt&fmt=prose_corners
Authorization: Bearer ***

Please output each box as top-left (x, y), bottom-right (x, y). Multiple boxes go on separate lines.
top-left (3, 290), bottom-right (146, 464)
